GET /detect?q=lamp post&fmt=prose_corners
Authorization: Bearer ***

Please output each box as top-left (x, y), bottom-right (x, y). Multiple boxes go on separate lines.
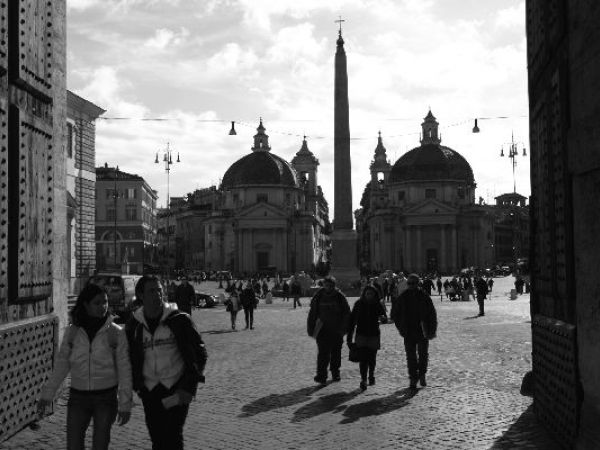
top-left (155, 143), bottom-right (180, 277)
top-left (500, 132), bottom-right (527, 194)
top-left (111, 166), bottom-right (122, 270)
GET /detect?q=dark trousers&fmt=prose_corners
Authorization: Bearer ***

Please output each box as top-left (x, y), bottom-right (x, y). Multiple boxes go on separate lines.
top-left (359, 349), bottom-right (377, 381)
top-left (243, 307), bottom-right (254, 328)
top-left (140, 384), bottom-right (190, 450)
top-left (403, 338), bottom-right (429, 381)
top-left (316, 329), bottom-right (343, 379)
top-left (67, 387), bottom-right (117, 450)
top-left (293, 296), bottom-right (302, 308)
top-left (477, 297), bottom-right (485, 315)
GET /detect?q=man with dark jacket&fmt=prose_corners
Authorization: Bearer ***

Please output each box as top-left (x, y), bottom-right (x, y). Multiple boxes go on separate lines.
top-left (126, 276), bottom-right (206, 450)
top-left (391, 273), bottom-right (437, 390)
top-left (475, 276), bottom-right (489, 316)
top-left (307, 276), bottom-right (351, 384)
top-left (240, 281), bottom-right (257, 329)
top-left (174, 277), bottom-right (195, 314)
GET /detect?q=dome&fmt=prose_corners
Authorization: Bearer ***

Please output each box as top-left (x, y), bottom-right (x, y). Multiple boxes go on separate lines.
top-left (222, 151), bottom-right (298, 188)
top-left (389, 143), bottom-right (475, 184)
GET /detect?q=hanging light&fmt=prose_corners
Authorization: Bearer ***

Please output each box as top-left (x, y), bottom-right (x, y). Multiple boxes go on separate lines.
top-left (176, 152), bottom-right (180, 163)
top-left (229, 121), bottom-right (237, 135)
top-left (472, 118), bottom-right (480, 133)
top-left (522, 147), bottom-right (527, 156)
top-left (154, 152), bottom-right (159, 164)
top-left (500, 147), bottom-right (504, 157)
top-left (168, 153), bottom-right (173, 164)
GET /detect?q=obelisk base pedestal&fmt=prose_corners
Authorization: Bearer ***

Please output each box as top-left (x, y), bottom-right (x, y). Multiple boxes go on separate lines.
top-left (329, 230), bottom-right (360, 296)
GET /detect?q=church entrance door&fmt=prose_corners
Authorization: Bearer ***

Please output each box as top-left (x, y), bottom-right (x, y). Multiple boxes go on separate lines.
top-left (426, 249), bottom-right (438, 272)
top-left (256, 251), bottom-right (269, 270)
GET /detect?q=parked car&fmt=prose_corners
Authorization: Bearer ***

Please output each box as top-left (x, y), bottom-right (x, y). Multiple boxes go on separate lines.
top-left (194, 292), bottom-right (217, 308)
top-left (86, 273), bottom-right (141, 322)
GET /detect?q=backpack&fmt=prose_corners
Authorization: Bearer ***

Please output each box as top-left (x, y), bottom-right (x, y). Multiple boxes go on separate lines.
top-left (165, 312), bottom-right (208, 383)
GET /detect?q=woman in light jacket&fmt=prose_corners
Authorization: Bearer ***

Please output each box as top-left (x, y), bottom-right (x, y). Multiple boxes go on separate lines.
top-left (37, 283), bottom-right (133, 450)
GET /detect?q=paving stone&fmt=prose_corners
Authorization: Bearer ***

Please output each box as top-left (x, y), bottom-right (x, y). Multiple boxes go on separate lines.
top-left (2, 277), bottom-right (560, 449)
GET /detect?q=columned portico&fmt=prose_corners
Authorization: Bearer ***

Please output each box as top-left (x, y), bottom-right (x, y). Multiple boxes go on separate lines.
top-left (440, 225), bottom-right (447, 273)
top-left (416, 226), bottom-right (423, 272)
top-left (451, 226), bottom-right (457, 273)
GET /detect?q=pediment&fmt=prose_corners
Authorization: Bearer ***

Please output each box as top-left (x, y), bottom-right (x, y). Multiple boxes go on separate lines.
top-left (404, 199), bottom-right (458, 215)
top-left (237, 202), bottom-right (287, 219)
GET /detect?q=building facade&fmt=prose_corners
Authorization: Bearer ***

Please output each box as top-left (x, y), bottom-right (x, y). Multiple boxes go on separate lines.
top-left (66, 91), bottom-right (105, 295)
top-left (356, 111), bottom-right (528, 275)
top-left (0, 0), bottom-right (68, 442)
top-left (167, 121), bottom-right (330, 275)
top-left (95, 165), bottom-right (158, 274)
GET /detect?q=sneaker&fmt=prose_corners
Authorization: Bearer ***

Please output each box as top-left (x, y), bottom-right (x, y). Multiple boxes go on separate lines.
top-left (314, 375), bottom-right (327, 384)
top-left (419, 375), bottom-right (427, 387)
top-left (360, 380), bottom-right (367, 391)
top-left (331, 373), bottom-right (341, 382)
top-left (368, 377), bottom-right (375, 386)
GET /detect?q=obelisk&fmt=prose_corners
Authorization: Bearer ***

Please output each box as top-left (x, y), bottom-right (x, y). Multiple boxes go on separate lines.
top-left (330, 19), bottom-right (359, 290)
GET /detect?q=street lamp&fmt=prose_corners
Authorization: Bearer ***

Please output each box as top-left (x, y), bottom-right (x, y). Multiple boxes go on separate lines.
top-left (155, 143), bottom-right (180, 277)
top-left (111, 166), bottom-right (123, 270)
top-left (500, 132), bottom-right (527, 194)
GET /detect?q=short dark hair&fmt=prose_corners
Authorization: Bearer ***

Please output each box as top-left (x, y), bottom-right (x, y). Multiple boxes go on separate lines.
top-left (360, 285), bottom-right (380, 301)
top-left (71, 283), bottom-right (106, 326)
top-left (135, 275), bottom-right (161, 300)
top-left (323, 276), bottom-right (336, 285)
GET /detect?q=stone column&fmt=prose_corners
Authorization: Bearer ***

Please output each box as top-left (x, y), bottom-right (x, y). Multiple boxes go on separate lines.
top-left (416, 226), bottom-right (422, 272)
top-left (405, 226), bottom-right (412, 270)
top-left (440, 225), bottom-right (446, 273)
top-left (451, 226), bottom-right (457, 273)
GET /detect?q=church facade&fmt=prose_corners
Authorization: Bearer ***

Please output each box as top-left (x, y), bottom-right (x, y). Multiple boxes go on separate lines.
top-left (356, 111), bottom-right (527, 274)
top-left (168, 120), bottom-right (330, 275)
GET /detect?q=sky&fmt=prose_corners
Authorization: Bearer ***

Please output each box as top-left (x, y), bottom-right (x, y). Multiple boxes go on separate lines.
top-left (67, 0), bottom-right (530, 213)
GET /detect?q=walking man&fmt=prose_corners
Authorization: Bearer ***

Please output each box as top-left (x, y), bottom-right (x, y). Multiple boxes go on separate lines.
top-left (391, 274), bottom-right (437, 390)
top-left (240, 281), bottom-right (257, 329)
top-left (290, 276), bottom-right (302, 309)
top-left (475, 276), bottom-right (489, 316)
top-left (174, 277), bottom-right (195, 314)
top-left (126, 275), bottom-right (207, 450)
top-left (307, 276), bottom-right (351, 384)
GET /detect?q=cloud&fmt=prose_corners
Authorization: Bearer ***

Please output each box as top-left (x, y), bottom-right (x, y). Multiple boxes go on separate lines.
top-left (144, 28), bottom-right (190, 50)
top-left (495, 2), bottom-right (525, 28)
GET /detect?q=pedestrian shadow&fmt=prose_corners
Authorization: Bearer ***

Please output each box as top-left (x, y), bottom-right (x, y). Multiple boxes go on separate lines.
top-left (463, 315), bottom-right (482, 320)
top-left (490, 404), bottom-right (561, 449)
top-left (291, 390), bottom-right (361, 423)
top-left (202, 329), bottom-right (238, 334)
top-left (239, 385), bottom-right (326, 418)
top-left (338, 388), bottom-right (417, 424)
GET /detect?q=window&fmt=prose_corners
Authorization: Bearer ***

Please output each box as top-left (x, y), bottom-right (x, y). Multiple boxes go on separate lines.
top-left (398, 191), bottom-right (405, 201)
top-left (233, 193), bottom-right (239, 204)
top-left (126, 188), bottom-right (137, 199)
top-left (425, 189), bottom-right (436, 199)
top-left (106, 189), bottom-right (114, 199)
top-left (125, 208), bottom-right (136, 221)
top-left (106, 208), bottom-right (116, 221)
top-left (66, 123), bottom-right (73, 158)
top-left (458, 187), bottom-right (465, 199)
top-left (285, 193), bottom-right (291, 204)
top-left (256, 193), bottom-right (268, 203)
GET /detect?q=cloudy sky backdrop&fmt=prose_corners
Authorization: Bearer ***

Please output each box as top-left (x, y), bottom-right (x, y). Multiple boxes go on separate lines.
top-left (68, 0), bottom-right (530, 213)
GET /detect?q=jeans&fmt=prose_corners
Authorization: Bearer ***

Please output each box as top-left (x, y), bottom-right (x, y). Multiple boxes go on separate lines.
top-left (403, 338), bottom-right (429, 381)
top-left (243, 307), bottom-right (254, 328)
top-left (316, 329), bottom-right (343, 379)
top-left (230, 310), bottom-right (239, 328)
top-left (477, 297), bottom-right (485, 315)
top-left (140, 383), bottom-right (190, 450)
top-left (66, 387), bottom-right (118, 450)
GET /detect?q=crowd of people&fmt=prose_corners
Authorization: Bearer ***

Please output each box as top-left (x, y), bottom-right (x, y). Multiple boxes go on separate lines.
top-left (37, 266), bottom-right (528, 448)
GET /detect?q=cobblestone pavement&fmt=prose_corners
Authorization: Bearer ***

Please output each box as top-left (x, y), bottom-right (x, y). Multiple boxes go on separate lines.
top-left (3, 277), bottom-right (561, 449)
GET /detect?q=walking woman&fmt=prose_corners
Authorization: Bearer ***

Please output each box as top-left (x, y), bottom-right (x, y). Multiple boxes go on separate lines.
top-left (37, 283), bottom-right (132, 450)
top-left (347, 285), bottom-right (387, 391)
top-left (228, 288), bottom-right (242, 330)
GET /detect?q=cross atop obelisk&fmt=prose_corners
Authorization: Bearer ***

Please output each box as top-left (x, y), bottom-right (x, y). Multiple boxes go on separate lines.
top-left (335, 16), bottom-right (345, 34)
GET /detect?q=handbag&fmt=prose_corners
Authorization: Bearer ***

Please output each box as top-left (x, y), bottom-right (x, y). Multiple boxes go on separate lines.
top-left (348, 343), bottom-right (364, 363)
